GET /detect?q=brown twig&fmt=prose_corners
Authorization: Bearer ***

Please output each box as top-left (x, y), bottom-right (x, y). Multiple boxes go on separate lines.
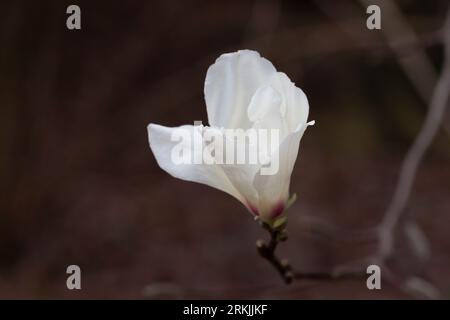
top-left (294, 269), bottom-right (367, 281)
top-left (377, 3), bottom-right (450, 261)
top-left (256, 219), bottom-right (293, 284)
top-left (257, 219), bottom-right (367, 284)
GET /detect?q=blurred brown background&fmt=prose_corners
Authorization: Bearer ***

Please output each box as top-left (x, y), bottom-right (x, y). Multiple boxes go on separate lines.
top-left (0, 0), bottom-right (449, 299)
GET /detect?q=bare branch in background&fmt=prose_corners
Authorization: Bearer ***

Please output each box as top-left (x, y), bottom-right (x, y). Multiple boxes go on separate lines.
top-left (359, 0), bottom-right (438, 105)
top-left (292, 0), bottom-right (450, 299)
top-left (377, 3), bottom-right (450, 260)
top-left (364, 0), bottom-right (450, 137)
top-left (316, 0), bottom-right (450, 136)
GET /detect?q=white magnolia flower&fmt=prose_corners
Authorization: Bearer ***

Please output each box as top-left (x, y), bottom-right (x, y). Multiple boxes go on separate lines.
top-left (148, 50), bottom-right (314, 224)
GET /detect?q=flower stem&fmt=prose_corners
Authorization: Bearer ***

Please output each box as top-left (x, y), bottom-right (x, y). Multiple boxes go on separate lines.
top-left (256, 219), bottom-right (293, 284)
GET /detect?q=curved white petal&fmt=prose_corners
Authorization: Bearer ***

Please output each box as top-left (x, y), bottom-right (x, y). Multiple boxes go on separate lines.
top-left (219, 164), bottom-right (259, 211)
top-left (253, 122), bottom-right (313, 221)
top-left (269, 72), bottom-right (309, 133)
top-left (147, 123), bottom-right (246, 204)
top-left (204, 126), bottom-right (261, 210)
top-left (247, 86), bottom-right (282, 123)
top-left (247, 85), bottom-right (289, 143)
top-left (204, 50), bottom-right (277, 129)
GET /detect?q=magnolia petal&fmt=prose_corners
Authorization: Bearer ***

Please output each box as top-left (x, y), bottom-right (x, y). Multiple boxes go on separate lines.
top-left (219, 164), bottom-right (260, 213)
top-left (147, 123), bottom-right (246, 204)
top-left (269, 72), bottom-right (309, 133)
top-left (248, 86), bottom-right (289, 146)
top-left (247, 86), bottom-right (282, 123)
top-left (252, 122), bottom-right (313, 221)
top-left (204, 50), bottom-right (277, 129)
top-left (248, 86), bottom-right (288, 132)
top-left (203, 126), bottom-right (261, 211)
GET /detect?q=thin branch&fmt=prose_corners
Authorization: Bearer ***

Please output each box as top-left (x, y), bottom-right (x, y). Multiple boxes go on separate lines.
top-left (378, 4), bottom-right (450, 260)
top-left (257, 220), bottom-right (365, 284)
top-left (256, 220), bottom-right (293, 284)
top-left (359, 0), bottom-right (439, 105)
top-left (317, 0), bottom-right (450, 136)
top-left (294, 270), bottom-right (366, 281)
